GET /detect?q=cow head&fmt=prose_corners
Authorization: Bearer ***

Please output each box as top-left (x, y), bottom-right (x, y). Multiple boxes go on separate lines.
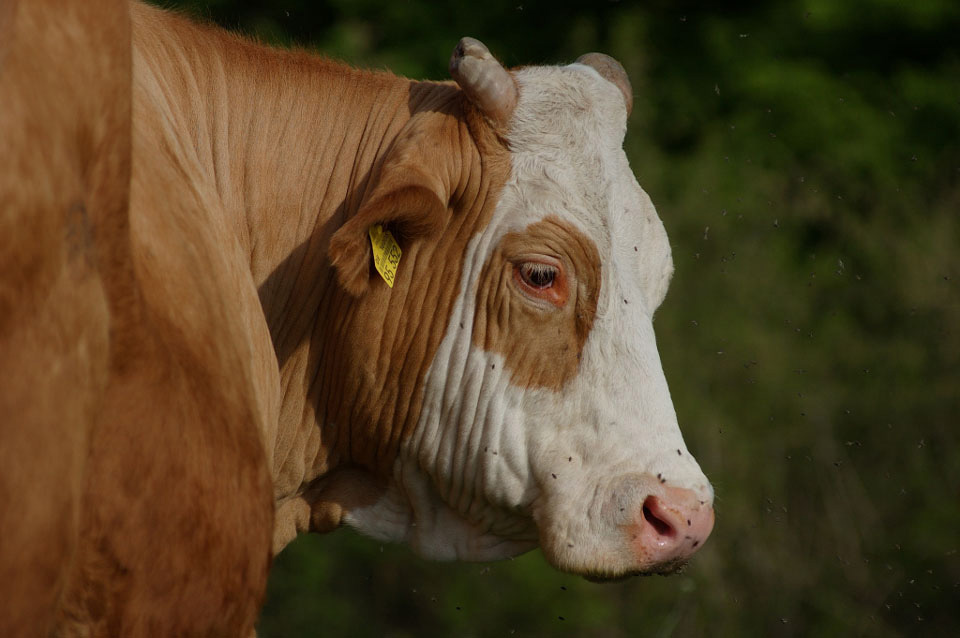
top-left (324, 38), bottom-right (713, 580)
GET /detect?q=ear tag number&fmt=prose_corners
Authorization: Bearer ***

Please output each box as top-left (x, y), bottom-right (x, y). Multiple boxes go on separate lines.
top-left (368, 224), bottom-right (402, 288)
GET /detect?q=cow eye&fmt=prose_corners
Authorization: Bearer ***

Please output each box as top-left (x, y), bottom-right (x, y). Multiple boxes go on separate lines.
top-left (518, 262), bottom-right (556, 289)
top-left (513, 258), bottom-right (568, 307)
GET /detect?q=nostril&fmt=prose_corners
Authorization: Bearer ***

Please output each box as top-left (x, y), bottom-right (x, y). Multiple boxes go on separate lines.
top-left (641, 496), bottom-right (676, 538)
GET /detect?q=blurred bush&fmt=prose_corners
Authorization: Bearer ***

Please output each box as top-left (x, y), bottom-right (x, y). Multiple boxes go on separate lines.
top-left (158, 1), bottom-right (960, 635)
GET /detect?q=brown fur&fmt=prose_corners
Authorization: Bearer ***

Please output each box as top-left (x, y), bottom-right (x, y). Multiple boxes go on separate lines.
top-left (2, 0), bottom-right (514, 633)
top-left (1, 0), bottom-right (130, 634)
top-left (472, 217), bottom-right (602, 390)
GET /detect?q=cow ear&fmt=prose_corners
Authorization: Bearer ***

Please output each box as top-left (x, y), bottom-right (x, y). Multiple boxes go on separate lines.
top-left (328, 149), bottom-right (449, 297)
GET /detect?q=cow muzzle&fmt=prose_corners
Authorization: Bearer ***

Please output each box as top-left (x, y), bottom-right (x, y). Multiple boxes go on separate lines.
top-left (628, 487), bottom-right (714, 572)
top-left (536, 470), bottom-right (715, 580)
top-left (615, 475), bottom-right (714, 574)
top-left (584, 472), bottom-right (714, 578)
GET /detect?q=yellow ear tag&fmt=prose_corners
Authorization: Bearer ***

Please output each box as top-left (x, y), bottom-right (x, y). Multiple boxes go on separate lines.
top-left (368, 224), bottom-right (402, 288)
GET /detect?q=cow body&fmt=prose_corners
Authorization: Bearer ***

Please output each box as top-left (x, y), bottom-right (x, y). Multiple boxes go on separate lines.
top-left (3, 3), bottom-right (274, 634)
top-left (0, 2), bottom-right (713, 635)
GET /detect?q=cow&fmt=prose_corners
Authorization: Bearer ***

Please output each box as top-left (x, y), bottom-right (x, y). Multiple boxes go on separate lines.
top-left (0, 0), bottom-right (714, 635)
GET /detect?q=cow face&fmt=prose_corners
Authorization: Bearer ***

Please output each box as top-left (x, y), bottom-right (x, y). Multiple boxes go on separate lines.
top-left (327, 41), bottom-right (713, 579)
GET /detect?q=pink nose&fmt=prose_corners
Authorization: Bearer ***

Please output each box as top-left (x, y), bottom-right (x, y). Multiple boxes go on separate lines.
top-left (632, 486), bottom-right (714, 567)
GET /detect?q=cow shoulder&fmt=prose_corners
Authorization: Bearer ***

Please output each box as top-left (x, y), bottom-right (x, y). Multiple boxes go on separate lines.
top-left (0, 0), bottom-right (130, 634)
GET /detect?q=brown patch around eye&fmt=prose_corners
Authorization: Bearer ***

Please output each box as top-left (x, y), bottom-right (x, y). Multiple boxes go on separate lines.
top-left (472, 216), bottom-right (601, 390)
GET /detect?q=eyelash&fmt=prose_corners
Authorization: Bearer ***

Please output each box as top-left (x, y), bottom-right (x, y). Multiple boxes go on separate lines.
top-left (518, 262), bottom-right (557, 289)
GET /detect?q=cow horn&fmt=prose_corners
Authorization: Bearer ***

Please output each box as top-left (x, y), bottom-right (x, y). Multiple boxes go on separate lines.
top-left (576, 52), bottom-right (633, 117)
top-left (449, 37), bottom-right (517, 127)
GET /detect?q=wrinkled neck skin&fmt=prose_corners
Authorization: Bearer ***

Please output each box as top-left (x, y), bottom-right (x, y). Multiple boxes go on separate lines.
top-left (130, 4), bottom-right (518, 556)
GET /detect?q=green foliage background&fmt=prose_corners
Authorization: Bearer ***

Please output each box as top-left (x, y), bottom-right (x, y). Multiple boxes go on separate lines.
top-left (162, 1), bottom-right (958, 635)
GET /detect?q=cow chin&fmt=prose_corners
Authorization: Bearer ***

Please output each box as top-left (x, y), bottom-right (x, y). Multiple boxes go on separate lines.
top-left (582, 558), bottom-right (689, 583)
top-left (536, 528), bottom-right (691, 582)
